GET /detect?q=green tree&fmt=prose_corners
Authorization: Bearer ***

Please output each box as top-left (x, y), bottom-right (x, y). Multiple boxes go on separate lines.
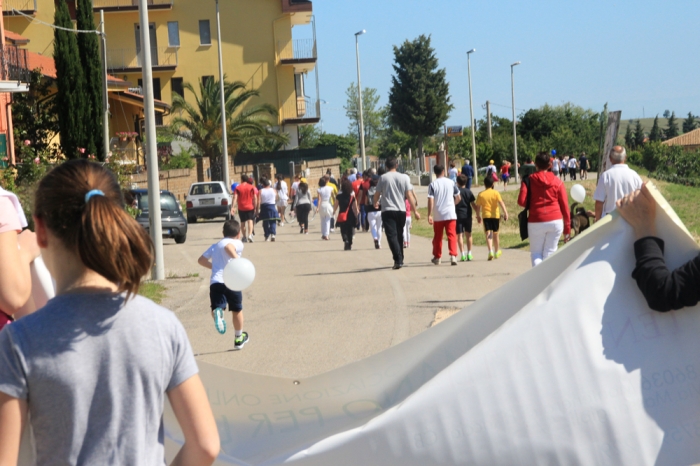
top-left (53, 0), bottom-right (85, 158)
top-left (344, 83), bottom-right (383, 151)
top-left (170, 77), bottom-right (280, 181)
top-left (76, 0), bottom-right (103, 159)
top-left (683, 112), bottom-right (696, 133)
top-left (317, 133), bottom-right (356, 170)
top-left (624, 122), bottom-right (635, 148)
top-left (298, 124), bottom-right (323, 149)
top-left (634, 120), bottom-right (645, 148)
top-left (11, 70), bottom-right (59, 156)
top-left (649, 115), bottom-right (662, 142)
top-left (388, 34), bottom-right (452, 159)
top-left (665, 111), bottom-right (679, 139)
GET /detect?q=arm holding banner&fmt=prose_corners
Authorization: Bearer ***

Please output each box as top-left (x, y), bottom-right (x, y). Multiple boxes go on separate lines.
top-left (618, 184), bottom-right (700, 312)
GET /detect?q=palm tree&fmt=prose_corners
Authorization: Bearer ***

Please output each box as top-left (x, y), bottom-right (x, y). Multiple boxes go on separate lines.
top-left (170, 77), bottom-right (283, 181)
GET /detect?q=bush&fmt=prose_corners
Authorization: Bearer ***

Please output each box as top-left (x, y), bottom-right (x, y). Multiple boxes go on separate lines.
top-left (162, 147), bottom-right (195, 170)
top-left (627, 150), bottom-right (643, 167)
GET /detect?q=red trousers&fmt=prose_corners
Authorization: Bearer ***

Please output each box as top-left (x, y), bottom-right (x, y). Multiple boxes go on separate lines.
top-left (432, 220), bottom-right (457, 258)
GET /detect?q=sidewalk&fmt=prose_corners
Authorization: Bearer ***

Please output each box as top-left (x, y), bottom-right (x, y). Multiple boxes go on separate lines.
top-left (160, 214), bottom-right (532, 379)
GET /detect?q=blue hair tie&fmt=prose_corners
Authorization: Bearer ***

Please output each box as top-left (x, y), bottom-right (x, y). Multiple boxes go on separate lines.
top-left (85, 189), bottom-right (105, 203)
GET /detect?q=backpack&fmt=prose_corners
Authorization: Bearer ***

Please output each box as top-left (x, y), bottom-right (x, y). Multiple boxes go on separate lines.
top-left (366, 184), bottom-right (378, 206)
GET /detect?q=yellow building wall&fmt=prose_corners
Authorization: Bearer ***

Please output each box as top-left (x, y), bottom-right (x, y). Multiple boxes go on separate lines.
top-left (4, 0), bottom-right (304, 141)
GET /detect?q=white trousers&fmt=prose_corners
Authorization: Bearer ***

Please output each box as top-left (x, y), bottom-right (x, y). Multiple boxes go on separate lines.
top-left (528, 219), bottom-right (564, 267)
top-left (319, 201), bottom-right (333, 237)
top-left (368, 211), bottom-right (383, 244)
top-left (403, 216), bottom-right (412, 244)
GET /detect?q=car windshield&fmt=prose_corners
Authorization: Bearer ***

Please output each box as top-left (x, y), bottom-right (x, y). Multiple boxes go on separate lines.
top-left (138, 193), bottom-right (180, 212)
top-left (190, 183), bottom-right (223, 195)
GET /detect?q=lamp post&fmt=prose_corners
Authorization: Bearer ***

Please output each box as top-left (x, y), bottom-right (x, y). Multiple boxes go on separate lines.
top-left (510, 61), bottom-right (521, 183)
top-left (215, 0), bottom-right (230, 187)
top-left (138, 0), bottom-right (164, 280)
top-left (466, 48), bottom-right (477, 183)
top-left (355, 29), bottom-right (366, 172)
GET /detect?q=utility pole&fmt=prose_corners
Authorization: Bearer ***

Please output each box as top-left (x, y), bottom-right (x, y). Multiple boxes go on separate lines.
top-left (138, 0), bottom-right (164, 280)
top-left (466, 49), bottom-right (477, 180)
top-left (215, 0), bottom-right (230, 186)
top-left (486, 100), bottom-right (492, 144)
top-left (355, 30), bottom-right (367, 172)
top-left (100, 10), bottom-right (109, 160)
top-left (510, 61), bottom-right (521, 184)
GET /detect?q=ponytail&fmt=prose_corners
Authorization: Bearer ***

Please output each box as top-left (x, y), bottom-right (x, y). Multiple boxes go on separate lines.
top-left (35, 160), bottom-right (153, 298)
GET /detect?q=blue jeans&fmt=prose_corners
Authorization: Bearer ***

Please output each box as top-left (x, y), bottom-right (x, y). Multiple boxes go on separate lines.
top-left (466, 177), bottom-right (473, 190)
top-left (260, 204), bottom-right (278, 238)
top-left (360, 204), bottom-right (368, 230)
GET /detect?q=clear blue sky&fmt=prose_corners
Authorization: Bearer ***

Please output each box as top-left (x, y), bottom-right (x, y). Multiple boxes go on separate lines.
top-left (307, 0), bottom-right (700, 136)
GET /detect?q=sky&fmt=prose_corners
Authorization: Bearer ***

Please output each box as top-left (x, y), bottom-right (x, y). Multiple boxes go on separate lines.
top-left (299, 0), bottom-right (700, 136)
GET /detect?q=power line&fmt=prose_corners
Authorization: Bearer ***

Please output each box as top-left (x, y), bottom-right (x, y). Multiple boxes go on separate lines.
top-left (11, 8), bottom-right (102, 35)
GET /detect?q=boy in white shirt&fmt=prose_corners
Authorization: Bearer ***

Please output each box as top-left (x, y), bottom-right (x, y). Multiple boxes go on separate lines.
top-left (198, 219), bottom-right (249, 349)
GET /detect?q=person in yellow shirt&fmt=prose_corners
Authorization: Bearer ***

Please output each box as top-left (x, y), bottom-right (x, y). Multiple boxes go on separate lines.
top-left (475, 176), bottom-right (509, 260)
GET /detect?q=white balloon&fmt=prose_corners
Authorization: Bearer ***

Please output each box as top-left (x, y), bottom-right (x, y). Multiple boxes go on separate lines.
top-left (570, 184), bottom-right (586, 204)
top-left (223, 258), bottom-right (256, 291)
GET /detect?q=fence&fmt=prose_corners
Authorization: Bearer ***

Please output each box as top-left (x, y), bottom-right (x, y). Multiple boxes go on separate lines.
top-left (0, 46), bottom-right (30, 82)
top-left (93, 0), bottom-right (171, 7)
top-left (235, 146), bottom-right (338, 176)
top-left (2, 0), bottom-right (36, 12)
top-left (277, 38), bottom-right (316, 61)
top-left (107, 47), bottom-right (178, 71)
top-left (280, 97), bottom-right (319, 123)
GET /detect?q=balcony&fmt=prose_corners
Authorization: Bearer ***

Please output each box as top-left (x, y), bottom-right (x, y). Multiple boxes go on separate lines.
top-left (281, 97), bottom-right (320, 125)
top-left (107, 47), bottom-right (177, 73)
top-left (2, 0), bottom-right (37, 15)
top-left (93, 0), bottom-right (172, 12)
top-left (278, 39), bottom-right (317, 72)
top-left (0, 46), bottom-right (30, 82)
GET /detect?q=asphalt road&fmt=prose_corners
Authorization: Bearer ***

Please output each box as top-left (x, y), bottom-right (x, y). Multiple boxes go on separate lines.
top-left (160, 211), bottom-right (532, 379)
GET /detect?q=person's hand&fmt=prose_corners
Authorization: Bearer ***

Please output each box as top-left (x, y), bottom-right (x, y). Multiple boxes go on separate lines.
top-left (564, 234), bottom-right (571, 243)
top-left (617, 183), bottom-right (657, 239)
top-left (476, 215), bottom-right (482, 224)
top-left (413, 211), bottom-right (421, 221)
top-left (503, 213), bottom-right (509, 222)
top-left (428, 215), bottom-right (433, 226)
top-left (374, 203), bottom-right (380, 210)
top-left (18, 230), bottom-right (40, 260)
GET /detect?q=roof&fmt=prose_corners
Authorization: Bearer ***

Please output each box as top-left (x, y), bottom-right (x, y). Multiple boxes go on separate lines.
top-left (662, 127), bottom-right (700, 147)
top-left (4, 31), bottom-right (29, 45)
top-left (26, 51), bottom-right (56, 78)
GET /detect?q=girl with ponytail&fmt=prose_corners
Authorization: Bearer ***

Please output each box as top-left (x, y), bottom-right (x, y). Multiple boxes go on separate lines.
top-left (0, 160), bottom-right (219, 465)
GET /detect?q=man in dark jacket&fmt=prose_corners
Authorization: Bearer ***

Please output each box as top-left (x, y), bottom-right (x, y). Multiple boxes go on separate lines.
top-left (461, 160), bottom-right (474, 190)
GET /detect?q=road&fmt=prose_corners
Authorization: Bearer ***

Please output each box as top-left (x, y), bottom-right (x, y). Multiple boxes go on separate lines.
top-left (160, 209), bottom-right (532, 379)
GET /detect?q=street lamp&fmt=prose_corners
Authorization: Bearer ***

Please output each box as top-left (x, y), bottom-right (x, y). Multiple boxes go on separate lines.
top-left (319, 99), bottom-right (328, 132)
top-left (466, 48), bottom-right (477, 183)
top-left (511, 61), bottom-right (521, 183)
top-left (215, 0), bottom-right (230, 187)
top-left (355, 29), bottom-right (366, 172)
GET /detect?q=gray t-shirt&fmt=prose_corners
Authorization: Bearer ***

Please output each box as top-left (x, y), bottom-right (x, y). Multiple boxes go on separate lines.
top-left (376, 171), bottom-right (413, 212)
top-left (0, 293), bottom-right (198, 465)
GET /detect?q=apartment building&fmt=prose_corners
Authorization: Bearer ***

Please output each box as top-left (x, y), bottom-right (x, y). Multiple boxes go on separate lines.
top-left (3, 0), bottom-right (319, 148)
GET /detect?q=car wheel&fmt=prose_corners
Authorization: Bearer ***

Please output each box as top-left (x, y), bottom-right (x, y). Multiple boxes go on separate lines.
top-left (175, 235), bottom-right (187, 244)
top-left (187, 214), bottom-right (197, 224)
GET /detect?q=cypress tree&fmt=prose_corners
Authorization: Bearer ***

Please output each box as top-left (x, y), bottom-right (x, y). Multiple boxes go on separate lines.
top-left (634, 120), bottom-right (645, 148)
top-left (649, 115), bottom-right (662, 142)
top-left (388, 35), bottom-right (452, 160)
top-left (624, 123), bottom-right (634, 148)
top-left (76, 0), bottom-right (103, 159)
top-left (665, 111), bottom-right (679, 139)
top-left (53, 0), bottom-right (85, 158)
top-left (682, 112), bottom-right (696, 134)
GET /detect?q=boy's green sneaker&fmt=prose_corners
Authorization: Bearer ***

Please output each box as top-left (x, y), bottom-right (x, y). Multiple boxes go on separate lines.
top-left (495, 250), bottom-right (503, 259)
top-left (234, 331), bottom-right (249, 349)
top-left (467, 252), bottom-right (473, 261)
top-left (488, 252), bottom-right (494, 261)
top-left (460, 253), bottom-right (467, 262)
top-left (213, 308), bottom-right (226, 335)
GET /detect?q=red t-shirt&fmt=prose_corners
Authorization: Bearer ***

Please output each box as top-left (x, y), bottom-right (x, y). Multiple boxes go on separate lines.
top-left (517, 171), bottom-right (571, 235)
top-left (501, 165), bottom-right (510, 175)
top-left (352, 179), bottom-right (363, 197)
top-left (235, 183), bottom-right (256, 211)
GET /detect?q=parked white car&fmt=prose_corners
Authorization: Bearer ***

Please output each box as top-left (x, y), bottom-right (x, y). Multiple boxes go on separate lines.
top-left (185, 181), bottom-right (232, 223)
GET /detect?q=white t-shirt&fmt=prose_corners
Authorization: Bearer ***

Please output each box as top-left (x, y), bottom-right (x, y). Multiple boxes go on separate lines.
top-left (260, 187), bottom-right (277, 205)
top-left (427, 177), bottom-right (459, 222)
top-left (568, 158), bottom-right (578, 169)
top-left (448, 168), bottom-right (459, 182)
top-left (552, 159), bottom-right (560, 171)
top-left (291, 181), bottom-right (299, 196)
top-left (487, 164), bottom-right (497, 176)
top-left (317, 186), bottom-right (333, 203)
top-left (593, 164), bottom-right (643, 217)
top-left (276, 180), bottom-right (288, 201)
top-left (203, 238), bottom-right (244, 285)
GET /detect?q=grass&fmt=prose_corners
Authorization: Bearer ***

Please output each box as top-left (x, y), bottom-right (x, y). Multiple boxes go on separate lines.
top-left (167, 271), bottom-right (199, 279)
top-left (139, 282), bottom-right (167, 304)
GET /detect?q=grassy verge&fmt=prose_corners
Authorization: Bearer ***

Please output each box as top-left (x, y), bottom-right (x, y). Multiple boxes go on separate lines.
top-left (139, 282), bottom-right (167, 304)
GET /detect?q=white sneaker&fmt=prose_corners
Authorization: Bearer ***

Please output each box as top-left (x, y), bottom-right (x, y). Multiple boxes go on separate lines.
top-left (271, 235), bottom-right (276, 242)
top-left (280, 222), bottom-right (285, 227)
top-left (248, 236), bottom-right (254, 243)
top-left (330, 228), bottom-right (335, 233)
top-left (450, 255), bottom-right (458, 266)
top-left (431, 257), bottom-right (441, 265)
top-left (265, 237), bottom-right (270, 242)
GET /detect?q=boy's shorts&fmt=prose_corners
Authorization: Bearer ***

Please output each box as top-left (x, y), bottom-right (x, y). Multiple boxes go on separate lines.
top-left (483, 218), bottom-right (500, 232)
top-left (501, 174), bottom-right (509, 182)
top-left (456, 217), bottom-right (472, 234)
top-left (238, 210), bottom-right (255, 222)
top-left (210, 283), bottom-right (243, 312)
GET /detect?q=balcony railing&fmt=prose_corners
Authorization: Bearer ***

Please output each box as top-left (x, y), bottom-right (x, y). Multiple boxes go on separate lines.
top-left (281, 97), bottom-right (320, 124)
top-left (278, 38), bottom-right (317, 62)
top-left (0, 46), bottom-right (30, 82)
top-left (93, 0), bottom-right (172, 11)
top-left (2, 0), bottom-right (37, 14)
top-left (107, 47), bottom-right (177, 72)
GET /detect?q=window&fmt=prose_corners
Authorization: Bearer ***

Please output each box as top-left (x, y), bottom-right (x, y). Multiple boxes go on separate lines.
top-left (201, 76), bottom-right (214, 87)
top-left (138, 78), bottom-right (162, 101)
top-left (167, 21), bottom-right (180, 47)
top-left (199, 20), bottom-right (211, 45)
top-left (137, 193), bottom-right (179, 212)
top-left (172, 77), bottom-right (184, 98)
